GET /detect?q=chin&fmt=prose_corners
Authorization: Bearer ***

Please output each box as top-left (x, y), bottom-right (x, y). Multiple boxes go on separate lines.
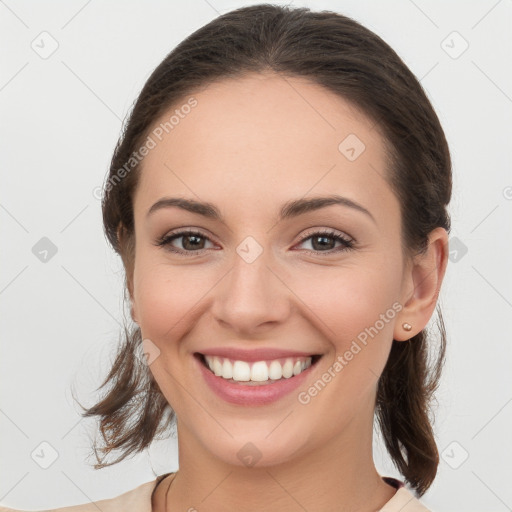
top-left (200, 426), bottom-right (311, 470)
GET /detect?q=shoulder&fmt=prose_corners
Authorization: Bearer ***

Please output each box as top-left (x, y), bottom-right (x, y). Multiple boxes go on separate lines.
top-left (0, 476), bottom-right (162, 512)
top-left (379, 486), bottom-right (432, 512)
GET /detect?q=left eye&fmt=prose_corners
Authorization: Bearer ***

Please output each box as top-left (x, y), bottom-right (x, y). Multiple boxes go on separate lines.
top-left (155, 229), bottom-right (354, 255)
top-left (296, 231), bottom-right (354, 253)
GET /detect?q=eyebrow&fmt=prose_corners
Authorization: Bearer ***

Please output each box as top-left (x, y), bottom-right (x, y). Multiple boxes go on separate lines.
top-left (146, 194), bottom-right (376, 224)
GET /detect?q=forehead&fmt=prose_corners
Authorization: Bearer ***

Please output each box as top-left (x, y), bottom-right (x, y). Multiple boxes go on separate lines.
top-left (134, 72), bottom-right (397, 222)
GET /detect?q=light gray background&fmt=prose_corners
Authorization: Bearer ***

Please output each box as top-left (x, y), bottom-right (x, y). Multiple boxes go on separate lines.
top-left (1, 1), bottom-right (511, 510)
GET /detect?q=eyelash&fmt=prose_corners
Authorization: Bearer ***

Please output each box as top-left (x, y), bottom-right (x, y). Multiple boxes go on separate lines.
top-left (155, 228), bottom-right (355, 256)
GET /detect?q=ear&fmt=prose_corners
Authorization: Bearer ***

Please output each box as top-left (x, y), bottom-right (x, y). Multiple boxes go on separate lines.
top-left (117, 223), bottom-right (138, 324)
top-left (130, 300), bottom-right (139, 325)
top-left (394, 227), bottom-right (449, 341)
top-left (127, 277), bottom-right (139, 325)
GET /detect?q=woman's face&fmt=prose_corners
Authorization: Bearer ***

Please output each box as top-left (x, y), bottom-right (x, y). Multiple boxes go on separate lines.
top-left (130, 72), bottom-right (413, 467)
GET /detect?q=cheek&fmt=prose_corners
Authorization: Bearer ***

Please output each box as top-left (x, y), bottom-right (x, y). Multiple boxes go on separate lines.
top-left (290, 264), bottom-right (402, 415)
top-left (132, 256), bottom-right (218, 340)
top-left (289, 258), bottom-right (402, 356)
top-left (305, 261), bottom-right (400, 316)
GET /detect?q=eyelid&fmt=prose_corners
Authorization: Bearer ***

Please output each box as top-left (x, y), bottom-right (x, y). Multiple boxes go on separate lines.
top-left (154, 228), bottom-right (216, 252)
top-left (297, 227), bottom-right (354, 244)
top-left (292, 228), bottom-right (355, 255)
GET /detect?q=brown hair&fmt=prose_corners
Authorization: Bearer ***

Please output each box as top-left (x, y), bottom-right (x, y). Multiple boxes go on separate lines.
top-left (79, 3), bottom-right (451, 496)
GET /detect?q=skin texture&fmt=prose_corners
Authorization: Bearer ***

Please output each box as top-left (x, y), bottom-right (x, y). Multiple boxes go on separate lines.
top-left (129, 72), bottom-right (448, 512)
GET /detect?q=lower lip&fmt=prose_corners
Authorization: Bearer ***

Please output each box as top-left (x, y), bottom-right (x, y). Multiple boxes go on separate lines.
top-left (196, 355), bottom-right (318, 406)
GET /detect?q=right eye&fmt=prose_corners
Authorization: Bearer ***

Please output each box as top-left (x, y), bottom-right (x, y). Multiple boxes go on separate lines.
top-left (155, 229), bottom-right (216, 255)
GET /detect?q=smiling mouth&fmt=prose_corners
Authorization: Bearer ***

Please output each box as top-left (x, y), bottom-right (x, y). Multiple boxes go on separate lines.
top-left (195, 353), bottom-right (322, 384)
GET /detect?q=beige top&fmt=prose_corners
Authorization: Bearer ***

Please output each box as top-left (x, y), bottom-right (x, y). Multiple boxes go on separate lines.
top-left (0, 473), bottom-right (431, 512)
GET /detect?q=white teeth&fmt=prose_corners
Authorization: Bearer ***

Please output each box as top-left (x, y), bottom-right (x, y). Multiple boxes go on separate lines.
top-left (282, 359), bottom-right (294, 378)
top-left (250, 361), bottom-right (268, 382)
top-left (203, 355), bottom-right (313, 382)
top-left (232, 360), bottom-right (251, 381)
top-left (268, 360), bottom-right (282, 380)
top-left (222, 358), bottom-right (233, 379)
top-left (213, 357), bottom-right (223, 376)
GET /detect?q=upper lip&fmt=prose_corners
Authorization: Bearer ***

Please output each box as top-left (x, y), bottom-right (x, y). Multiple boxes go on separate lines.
top-left (196, 347), bottom-right (321, 362)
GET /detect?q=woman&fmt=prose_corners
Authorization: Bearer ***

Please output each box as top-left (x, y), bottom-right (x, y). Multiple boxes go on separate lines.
top-left (1, 3), bottom-right (451, 511)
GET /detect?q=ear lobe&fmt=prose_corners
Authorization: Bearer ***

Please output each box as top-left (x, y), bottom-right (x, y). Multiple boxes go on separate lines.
top-left (394, 227), bottom-right (449, 341)
top-left (130, 301), bottom-right (139, 324)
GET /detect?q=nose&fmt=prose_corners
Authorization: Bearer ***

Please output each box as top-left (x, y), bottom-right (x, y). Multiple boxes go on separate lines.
top-left (211, 247), bottom-right (291, 336)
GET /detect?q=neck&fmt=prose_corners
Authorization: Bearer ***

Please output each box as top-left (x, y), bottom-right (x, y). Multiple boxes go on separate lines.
top-left (163, 409), bottom-right (397, 512)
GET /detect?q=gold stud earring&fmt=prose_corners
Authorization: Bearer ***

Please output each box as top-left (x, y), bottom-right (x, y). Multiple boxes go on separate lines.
top-left (402, 322), bottom-right (412, 331)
